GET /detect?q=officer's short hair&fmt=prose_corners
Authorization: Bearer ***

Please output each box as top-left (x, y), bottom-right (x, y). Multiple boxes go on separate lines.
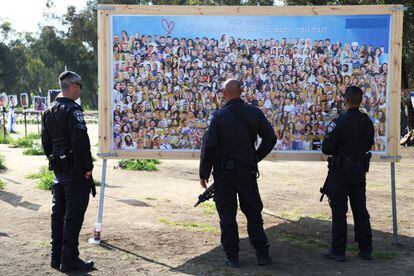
top-left (345, 86), bottom-right (363, 106)
top-left (59, 71), bottom-right (81, 90)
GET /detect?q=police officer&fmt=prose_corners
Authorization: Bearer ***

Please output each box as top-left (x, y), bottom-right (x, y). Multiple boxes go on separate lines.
top-left (321, 86), bottom-right (374, 262)
top-left (41, 71), bottom-right (95, 272)
top-left (199, 79), bottom-right (276, 267)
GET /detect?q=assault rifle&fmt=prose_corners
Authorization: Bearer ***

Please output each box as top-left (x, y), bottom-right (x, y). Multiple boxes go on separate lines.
top-left (194, 183), bottom-right (215, 207)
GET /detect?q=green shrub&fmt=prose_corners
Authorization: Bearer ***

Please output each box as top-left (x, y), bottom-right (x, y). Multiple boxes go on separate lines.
top-left (118, 159), bottom-right (160, 171)
top-left (0, 179), bottom-right (5, 190)
top-left (0, 136), bottom-right (11, 144)
top-left (0, 154), bottom-right (5, 170)
top-left (34, 167), bottom-right (55, 190)
top-left (27, 166), bottom-right (49, 179)
top-left (27, 133), bottom-right (41, 140)
top-left (10, 137), bottom-right (34, 148)
top-left (23, 143), bottom-right (44, 155)
top-left (37, 172), bottom-right (55, 190)
top-left (27, 166), bottom-right (55, 190)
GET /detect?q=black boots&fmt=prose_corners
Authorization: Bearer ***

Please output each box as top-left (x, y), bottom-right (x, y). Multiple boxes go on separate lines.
top-left (224, 256), bottom-right (241, 267)
top-left (256, 247), bottom-right (271, 266)
top-left (358, 251), bottom-right (373, 260)
top-left (60, 258), bottom-right (95, 272)
top-left (322, 249), bottom-right (346, 262)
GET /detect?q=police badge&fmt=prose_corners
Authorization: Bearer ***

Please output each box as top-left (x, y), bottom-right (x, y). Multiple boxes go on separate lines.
top-left (327, 122), bottom-right (336, 133)
top-left (73, 110), bottom-right (84, 122)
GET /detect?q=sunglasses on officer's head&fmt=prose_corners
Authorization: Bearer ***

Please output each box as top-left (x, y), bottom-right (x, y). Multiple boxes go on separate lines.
top-left (72, 82), bottom-right (82, 89)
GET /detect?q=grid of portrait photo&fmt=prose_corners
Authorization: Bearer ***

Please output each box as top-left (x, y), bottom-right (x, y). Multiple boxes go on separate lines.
top-left (111, 31), bottom-right (389, 151)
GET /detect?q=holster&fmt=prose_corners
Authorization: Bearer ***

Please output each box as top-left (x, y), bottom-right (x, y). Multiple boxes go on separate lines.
top-left (48, 149), bottom-right (75, 173)
top-left (215, 157), bottom-right (259, 178)
top-left (329, 153), bottom-right (371, 173)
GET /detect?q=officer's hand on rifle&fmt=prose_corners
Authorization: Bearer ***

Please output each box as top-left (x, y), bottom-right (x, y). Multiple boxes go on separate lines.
top-left (200, 178), bottom-right (208, 189)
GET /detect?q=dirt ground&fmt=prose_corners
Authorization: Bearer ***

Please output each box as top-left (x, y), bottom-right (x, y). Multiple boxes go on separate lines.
top-left (1, 123), bottom-right (414, 275)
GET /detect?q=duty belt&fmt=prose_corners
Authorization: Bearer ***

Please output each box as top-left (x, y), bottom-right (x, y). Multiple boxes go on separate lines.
top-left (215, 157), bottom-right (259, 177)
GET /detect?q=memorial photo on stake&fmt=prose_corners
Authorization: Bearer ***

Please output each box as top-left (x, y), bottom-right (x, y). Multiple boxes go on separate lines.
top-left (20, 93), bottom-right (29, 108)
top-left (34, 96), bottom-right (47, 112)
top-left (110, 14), bottom-right (390, 153)
top-left (48, 89), bottom-right (61, 107)
top-left (0, 93), bottom-right (9, 108)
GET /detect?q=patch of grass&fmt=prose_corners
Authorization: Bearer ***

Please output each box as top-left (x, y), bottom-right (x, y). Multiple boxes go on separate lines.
top-left (27, 166), bottom-right (49, 179)
top-left (37, 171), bottom-right (55, 190)
top-left (0, 179), bottom-right (5, 190)
top-left (372, 251), bottom-right (397, 260)
top-left (0, 153), bottom-right (5, 170)
top-left (23, 143), bottom-right (44, 155)
top-left (118, 159), bottom-right (160, 171)
top-left (347, 244), bottom-right (359, 254)
top-left (346, 244), bottom-right (396, 260)
top-left (200, 201), bottom-right (216, 215)
top-left (0, 136), bottom-right (12, 144)
top-left (27, 133), bottom-right (41, 140)
top-left (144, 196), bottom-right (156, 201)
top-left (278, 208), bottom-right (302, 221)
top-left (10, 137), bottom-right (34, 148)
top-left (28, 166), bottom-right (55, 190)
top-left (9, 133), bottom-right (41, 150)
top-left (159, 218), bottom-right (217, 233)
top-left (272, 231), bottom-right (329, 251)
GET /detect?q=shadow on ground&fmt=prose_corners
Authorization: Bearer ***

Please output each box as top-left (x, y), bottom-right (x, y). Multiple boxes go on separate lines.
top-left (96, 217), bottom-right (414, 275)
top-left (0, 190), bottom-right (41, 211)
top-left (172, 217), bottom-right (414, 275)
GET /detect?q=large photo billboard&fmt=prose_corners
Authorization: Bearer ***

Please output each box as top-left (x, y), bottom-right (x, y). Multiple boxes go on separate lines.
top-left (98, 5), bottom-right (403, 160)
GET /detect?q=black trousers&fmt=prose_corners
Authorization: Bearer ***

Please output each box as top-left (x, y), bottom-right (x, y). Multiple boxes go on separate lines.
top-left (51, 172), bottom-right (90, 263)
top-left (325, 167), bottom-right (372, 255)
top-left (213, 169), bottom-right (268, 258)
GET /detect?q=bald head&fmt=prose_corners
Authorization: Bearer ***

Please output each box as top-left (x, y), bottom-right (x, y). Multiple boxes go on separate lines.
top-left (223, 78), bottom-right (242, 101)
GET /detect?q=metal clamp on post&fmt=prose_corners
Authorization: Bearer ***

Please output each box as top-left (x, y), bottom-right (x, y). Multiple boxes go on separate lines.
top-left (96, 5), bottom-right (116, 11)
top-left (380, 155), bottom-right (402, 161)
top-left (389, 6), bottom-right (407, 12)
top-left (97, 152), bottom-right (118, 158)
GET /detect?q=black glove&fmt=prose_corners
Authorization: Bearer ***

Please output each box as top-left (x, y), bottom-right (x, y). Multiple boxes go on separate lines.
top-left (87, 176), bottom-right (96, 197)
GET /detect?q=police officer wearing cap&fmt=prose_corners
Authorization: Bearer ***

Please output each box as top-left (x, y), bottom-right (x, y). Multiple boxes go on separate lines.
top-left (41, 71), bottom-right (95, 272)
top-left (321, 86), bottom-right (374, 262)
top-left (199, 79), bottom-right (276, 267)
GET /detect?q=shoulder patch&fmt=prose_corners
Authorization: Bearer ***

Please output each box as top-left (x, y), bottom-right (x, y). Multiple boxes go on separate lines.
top-left (327, 122), bottom-right (336, 133)
top-left (73, 110), bottom-right (84, 122)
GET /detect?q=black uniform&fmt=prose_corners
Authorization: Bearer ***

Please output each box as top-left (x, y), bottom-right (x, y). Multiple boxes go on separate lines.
top-left (41, 97), bottom-right (93, 265)
top-left (322, 107), bottom-right (374, 256)
top-left (200, 98), bottom-right (276, 260)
